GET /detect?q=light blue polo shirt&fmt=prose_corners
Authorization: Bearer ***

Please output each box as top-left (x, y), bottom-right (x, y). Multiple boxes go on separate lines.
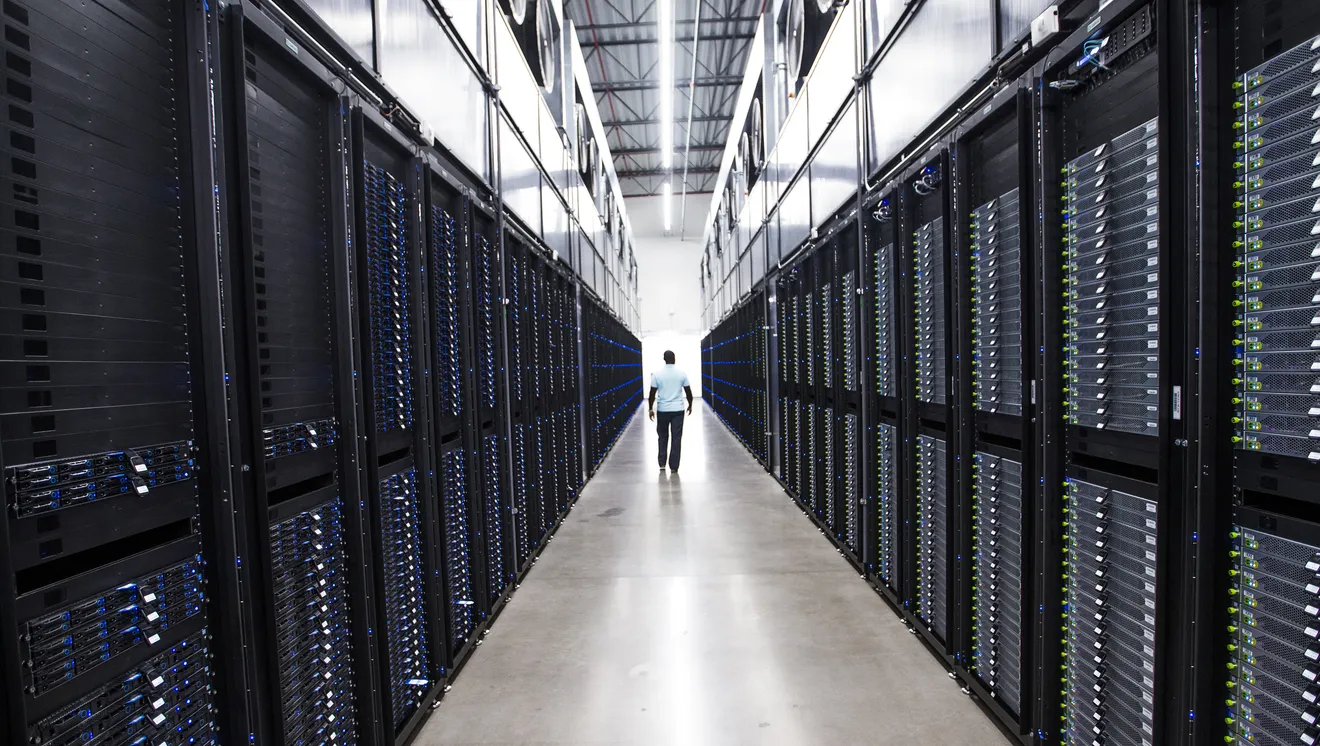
top-left (651, 365), bottom-right (690, 412)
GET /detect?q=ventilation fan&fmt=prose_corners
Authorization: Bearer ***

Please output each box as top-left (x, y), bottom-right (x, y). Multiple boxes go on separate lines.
top-left (574, 104), bottom-right (587, 163)
top-left (748, 97), bottom-right (764, 173)
top-left (536, 1), bottom-right (559, 95)
top-left (786, 0), bottom-right (807, 86)
top-left (784, 0), bottom-right (838, 94)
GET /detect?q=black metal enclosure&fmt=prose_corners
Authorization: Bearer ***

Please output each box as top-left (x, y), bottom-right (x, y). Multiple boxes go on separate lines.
top-left (0, 1), bottom-right (634, 744)
top-left (701, 290), bottom-right (769, 466)
top-left (582, 294), bottom-right (643, 473)
top-left (700, 1), bottom-right (1320, 744)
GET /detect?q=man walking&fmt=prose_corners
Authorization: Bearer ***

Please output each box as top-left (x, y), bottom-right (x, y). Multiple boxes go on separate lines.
top-left (648, 350), bottom-right (693, 472)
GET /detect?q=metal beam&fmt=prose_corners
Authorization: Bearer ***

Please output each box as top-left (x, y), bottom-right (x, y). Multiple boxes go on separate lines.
top-left (623, 189), bottom-right (715, 197)
top-left (592, 75), bottom-right (741, 92)
top-left (575, 16), bottom-right (759, 31)
top-left (589, 32), bottom-right (753, 47)
top-left (615, 166), bottom-right (720, 178)
top-left (601, 114), bottom-right (727, 127)
top-left (612, 144), bottom-right (725, 156)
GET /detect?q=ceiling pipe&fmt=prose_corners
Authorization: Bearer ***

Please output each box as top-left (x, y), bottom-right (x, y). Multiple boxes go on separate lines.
top-left (678, 0), bottom-right (703, 242)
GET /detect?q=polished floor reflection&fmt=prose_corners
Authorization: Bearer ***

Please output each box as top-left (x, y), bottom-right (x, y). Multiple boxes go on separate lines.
top-left (415, 404), bottom-right (1011, 745)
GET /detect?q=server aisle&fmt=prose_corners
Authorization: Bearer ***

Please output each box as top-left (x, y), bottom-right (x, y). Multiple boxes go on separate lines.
top-left (411, 404), bottom-right (1014, 746)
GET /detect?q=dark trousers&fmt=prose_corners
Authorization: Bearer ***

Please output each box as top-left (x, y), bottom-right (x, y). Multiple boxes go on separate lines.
top-left (656, 410), bottom-right (685, 470)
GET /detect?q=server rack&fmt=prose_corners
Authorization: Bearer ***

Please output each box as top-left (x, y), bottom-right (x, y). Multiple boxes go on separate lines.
top-left (423, 157), bottom-right (482, 668)
top-left (837, 221), bottom-right (865, 561)
top-left (582, 295), bottom-right (642, 472)
top-left (1223, 4), bottom-right (1320, 746)
top-left (701, 289), bottom-right (769, 465)
top-left (901, 150), bottom-right (961, 661)
top-left (352, 107), bottom-right (447, 744)
top-left (503, 231), bottom-right (584, 569)
top-left (219, 6), bottom-right (380, 744)
top-left (1036, 2), bottom-right (1197, 741)
top-left (864, 193), bottom-right (904, 598)
top-left (768, 215), bottom-right (868, 562)
top-left (776, 269), bottom-right (802, 499)
top-left (951, 85), bottom-right (1037, 733)
top-left (504, 235), bottom-right (537, 568)
top-left (468, 203), bottom-right (513, 621)
top-left (0, 0), bottom-right (226, 743)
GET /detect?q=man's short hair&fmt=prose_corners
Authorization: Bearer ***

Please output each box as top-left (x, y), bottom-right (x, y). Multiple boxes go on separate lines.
top-left (663, 350), bottom-right (675, 364)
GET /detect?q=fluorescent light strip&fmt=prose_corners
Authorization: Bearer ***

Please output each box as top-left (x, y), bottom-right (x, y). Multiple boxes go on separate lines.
top-left (662, 182), bottom-right (673, 232)
top-left (658, 0), bottom-right (673, 170)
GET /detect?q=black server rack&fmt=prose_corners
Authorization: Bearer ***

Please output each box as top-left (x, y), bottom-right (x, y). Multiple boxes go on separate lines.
top-left (0, 1), bottom-right (223, 744)
top-left (782, 258), bottom-right (824, 521)
top-left (816, 250), bottom-right (836, 534)
top-left (582, 295), bottom-right (642, 472)
top-left (830, 221), bottom-right (864, 561)
top-left (469, 205), bottom-right (512, 615)
top-left (424, 158), bottom-right (481, 665)
top-left (504, 237), bottom-right (537, 568)
top-left (776, 270), bottom-right (801, 498)
top-left (1036, 2), bottom-right (1193, 742)
top-left (1224, 5), bottom-right (1320, 745)
top-left (865, 195), bottom-right (903, 597)
top-left (951, 85), bottom-right (1037, 730)
top-left (701, 289), bottom-right (769, 465)
top-left (901, 151), bottom-right (961, 658)
top-left (352, 108), bottom-right (446, 742)
top-left (219, 6), bottom-right (379, 745)
top-left (503, 232), bottom-right (584, 571)
top-left (765, 217), bottom-right (867, 561)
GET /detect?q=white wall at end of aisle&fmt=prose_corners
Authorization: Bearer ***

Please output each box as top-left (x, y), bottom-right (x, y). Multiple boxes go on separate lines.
top-left (642, 334), bottom-right (703, 399)
top-left (627, 194), bottom-right (709, 339)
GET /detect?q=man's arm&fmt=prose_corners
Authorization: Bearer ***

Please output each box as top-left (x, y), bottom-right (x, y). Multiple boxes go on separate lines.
top-left (648, 386), bottom-right (657, 421)
top-left (684, 386), bottom-right (693, 415)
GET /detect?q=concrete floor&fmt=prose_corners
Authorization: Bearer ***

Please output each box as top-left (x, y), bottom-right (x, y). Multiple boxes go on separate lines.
top-left (415, 404), bottom-right (1011, 746)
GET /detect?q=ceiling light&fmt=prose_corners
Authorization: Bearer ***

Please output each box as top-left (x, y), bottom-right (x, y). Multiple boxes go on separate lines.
top-left (658, 0), bottom-right (673, 169)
